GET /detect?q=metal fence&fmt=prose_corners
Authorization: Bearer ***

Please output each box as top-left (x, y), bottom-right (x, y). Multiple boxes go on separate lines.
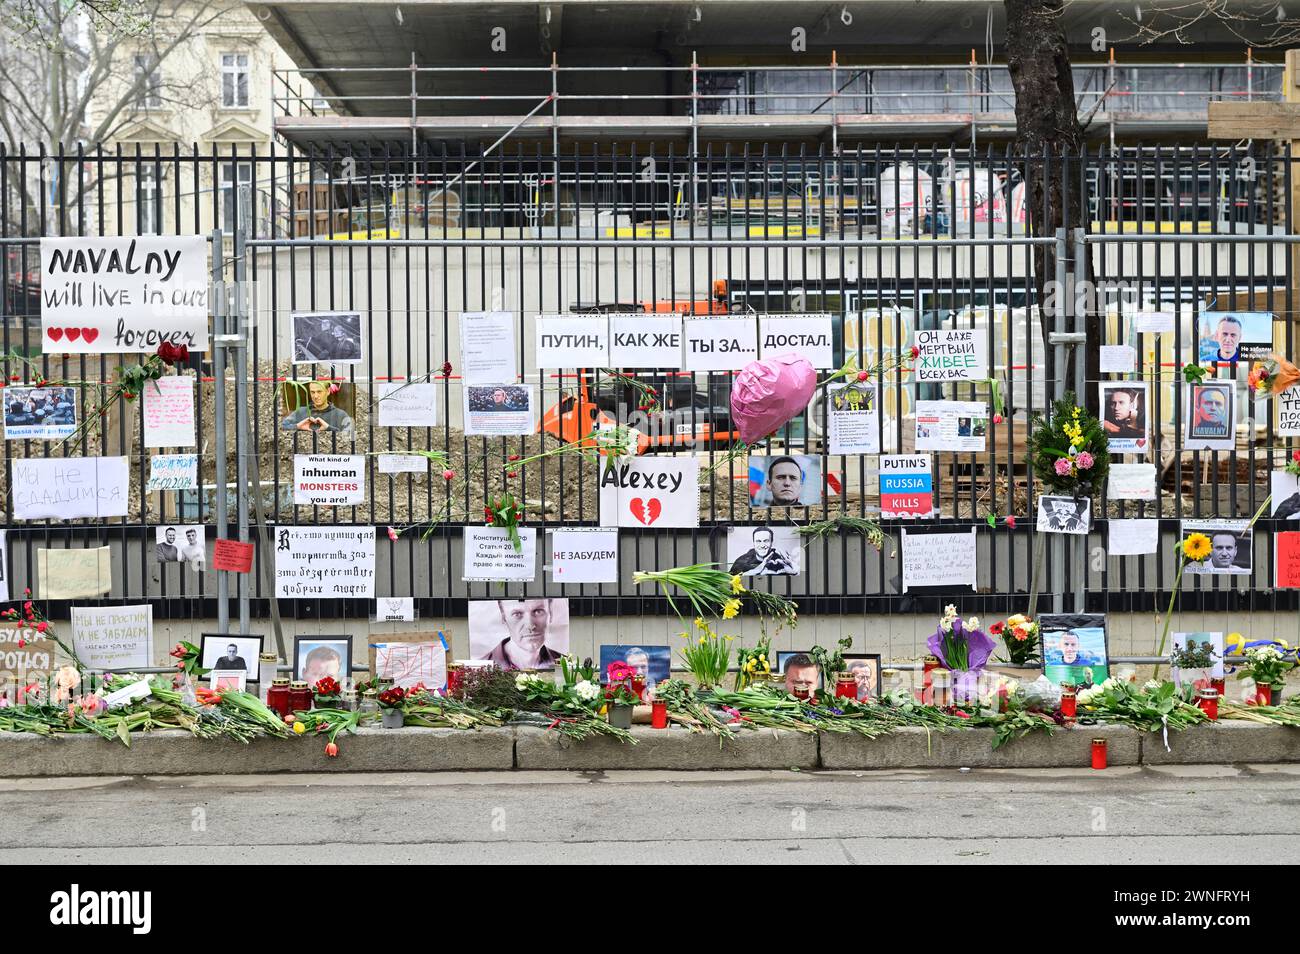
top-left (1, 142), bottom-right (1297, 637)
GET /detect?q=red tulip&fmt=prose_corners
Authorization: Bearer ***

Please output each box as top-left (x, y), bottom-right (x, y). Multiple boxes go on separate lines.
top-left (325, 742), bottom-right (339, 758)
top-left (1005, 515), bottom-right (1017, 529)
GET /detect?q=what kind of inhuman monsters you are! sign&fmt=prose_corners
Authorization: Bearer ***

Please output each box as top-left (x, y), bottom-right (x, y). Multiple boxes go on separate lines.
top-left (40, 235), bottom-right (209, 354)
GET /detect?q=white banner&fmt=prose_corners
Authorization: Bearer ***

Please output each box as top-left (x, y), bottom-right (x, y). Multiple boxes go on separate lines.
top-left (142, 375), bottom-right (196, 448)
top-left (609, 315), bottom-right (683, 368)
top-left (71, 604), bottom-right (152, 671)
top-left (902, 528), bottom-right (978, 592)
top-left (376, 382), bottom-right (438, 428)
top-left (12, 457), bottom-right (129, 520)
top-left (599, 458), bottom-right (700, 528)
top-left (463, 527), bottom-right (537, 582)
top-left (536, 316), bottom-right (609, 367)
top-left (293, 455), bottom-right (365, 506)
top-left (682, 317), bottom-right (759, 371)
top-left (274, 527), bottom-right (376, 598)
top-left (760, 315), bottom-right (835, 368)
top-left (549, 528), bottom-right (619, 583)
top-left (913, 328), bottom-right (988, 382)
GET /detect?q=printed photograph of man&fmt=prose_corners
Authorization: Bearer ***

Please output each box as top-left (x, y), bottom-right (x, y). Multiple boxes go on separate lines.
top-left (155, 527), bottom-right (180, 562)
top-left (1184, 526), bottom-right (1253, 575)
top-left (295, 638), bottom-right (351, 684)
top-left (469, 598), bottom-right (570, 670)
top-left (843, 654), bottom-right (881, 701)
top-left (156, 526), bottom-right (205, 569)
top-left (1039, 614), bottom-right (1109, 688)
top-left (3, 386), bottom-right (77, 440)
top-left (467, 385), bottom-right (530, 412)
top-left (1187, 383), bottom-right (1233, 442)
top-left (1199, 314), bottom-right (1241, 363)
top-left (180, 528), bottom-right (205, 568)
top-left (779, 652), bottom-right (821, 700)
top-left (1101, 384), bottom-right (1147, 453)
top-left (598, 644), bottom-right (671, 686)
top-left (727, 525), bottom-right (800, 577)
top-left (292, 311), bottom-right (363, 365)
top-left (1198, 312), bottom-right (1272, 364)
top-left (280, 381), bottom-right (356, 439)
top-left (748, 455), bottom-right (822, 508)
top-left (199, 634), bottom-right (264, 682)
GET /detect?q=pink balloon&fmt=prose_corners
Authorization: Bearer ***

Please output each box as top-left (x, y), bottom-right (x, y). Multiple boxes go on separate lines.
top-left (730, 353), bottom-right (818, 444)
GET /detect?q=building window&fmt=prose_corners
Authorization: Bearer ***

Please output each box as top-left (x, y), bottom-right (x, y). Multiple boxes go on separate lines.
top-left (221, 53), bottom-right (249, 108)
top-left (138, 166), bottom-right (163, 234)
top-left (134, 54), bottom-right (162, 109)
top-left (219, 161), bottom-right (253, 234)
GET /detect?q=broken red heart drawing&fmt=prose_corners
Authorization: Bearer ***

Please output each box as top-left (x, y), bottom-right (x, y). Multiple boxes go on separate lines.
top-left (628, 497), bottom-right (662, 525)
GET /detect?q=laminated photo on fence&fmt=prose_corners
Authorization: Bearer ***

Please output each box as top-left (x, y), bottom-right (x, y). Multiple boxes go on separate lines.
top-left (3, 386), bottom-right (77, 440)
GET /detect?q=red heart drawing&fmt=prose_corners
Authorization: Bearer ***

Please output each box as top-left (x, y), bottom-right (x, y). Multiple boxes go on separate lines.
top-left (80, 328), bottom-right (99, 344)
top-left (47, 327), bottom-right (64, 342)
top-left (65, 328), bottom-right (81, 341)
top-left (629, 497), bottom-right (662, 525)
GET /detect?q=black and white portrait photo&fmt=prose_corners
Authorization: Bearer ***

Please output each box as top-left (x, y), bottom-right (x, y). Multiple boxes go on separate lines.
top-left (468, 598), bottom-right (570, 670)
top-left (3, 386), bottom-right (77, 440)
top-left (199, 633), bottom-right (264, 682)
top-left (291, 311), bottom-right (364, 365)
top-left (1037, 495), bottom-right (1091, 535)
top-left (155, 525), bottom-right (206, 569)
top-left (727, 525), bottom-right (801, 577)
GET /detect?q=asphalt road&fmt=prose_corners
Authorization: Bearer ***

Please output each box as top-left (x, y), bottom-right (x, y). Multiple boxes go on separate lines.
top-left (3, 764), bottom-right (1298, 864)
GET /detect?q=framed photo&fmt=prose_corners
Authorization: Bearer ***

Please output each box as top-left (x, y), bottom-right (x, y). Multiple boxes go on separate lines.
top-left (1037, 495), bottom-right (1090, 535)
top-left (293, 635), bottom-right (353, 684)
top-left (199, 633), bottom-right (264, 684)
top-left (1099, 382), bottom-right (1148, 455)
top-left (280, 381), bottom-right (357, 439)
top-left (599, 644), bottom-right (671, 685)
top-left (1039, 614), bottom-right (1109, 688)
top-left (209, 669), bottom-right (247, 693)
top-left (842, 653), bottom-right (881, 701)
top-left (1184, 382), bottom-right (1234, 451)
top-left (726, 525), bottom-right (801, 577)
top-left (468, 598), bottom-right (570, 669)
top-left (1180, 520), bottom-right (1252, 576)
top-left (154, 525), bottom-right (206, 569)
top-left (776, 651), bottom-right (821, 694)
top-left (291, 310), bottom-right (364, 365)
top-left (748, 455), bottom-right (823, 508)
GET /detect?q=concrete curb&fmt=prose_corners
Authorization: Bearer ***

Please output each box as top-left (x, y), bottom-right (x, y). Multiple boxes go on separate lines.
top-left (513, 725), bottom-right (818, 770)
top-left (2, 721), bottom-right (1299, 776)
top-left (819, 724), bottom-right (1139, 769)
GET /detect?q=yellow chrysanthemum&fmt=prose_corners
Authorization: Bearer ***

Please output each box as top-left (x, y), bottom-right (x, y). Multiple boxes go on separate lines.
top-left (1183, 532), bottom-right (1212, 562)
top-left (730, 574), bottom-right (744, 594)
top-left (722, 598), bottom-right (741, 620)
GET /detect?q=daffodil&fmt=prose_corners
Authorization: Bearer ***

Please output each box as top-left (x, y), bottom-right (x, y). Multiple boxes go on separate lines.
top-left (1182, 532), bottom-right (1212, 562)
top-left (730, 574), bottom-right (744, 594)
top-left (694, 617), bottom-right (707, 630)
top-left (722, 598), bottom-right (741, 620)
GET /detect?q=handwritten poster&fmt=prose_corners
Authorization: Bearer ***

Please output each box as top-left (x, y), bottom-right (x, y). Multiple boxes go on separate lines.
top-left (36, 546), bottom-right (112, 599)
top-left (146, 453), bottom-right (198, 493)
top-left (1134, 310), bottom-right (1175, 334)
top-left (609, 315), bottom-right (682, 368)
top-left (71, 604), bottom-right (152, 670)
top-left (1277, 532), bottom-right (1300, 588)
top-left (293, 454), bottom-right (365, 506)
top-left (0, 624), bottom-right (55, 694)
top-left (1108, 463), bottom-right (1157, 501)
top-left (549, 527), bottom-right (619, 583)
top-left (462, 527), bottom-right (537, 582)
top-left (902, 528), bottom-right (978, 592)
top-left (536, 316), bottom-right (609, 367)
top-left (213, 539), bottom-right (254, 573)
top-left (1108, 519), bottom-right (1159, 556)
top-left (760, 315), bottom-right (835, 369)
top-left (378, 454), bottom-right (427, 474)
top-left (459, 311), bottom-right (517, 384)
top-left (40, 235), bottom-right (209, 354)
top-left (373, 640), bottom-right (446, 690)
top-left (879, 455), bottom-right (935, 519)
top-left (682, 317), bottom-right (759, 371)
top-left (915, 400), bottom-right (987, 452)
top-left (1099, 345), bottom-right (1137, 374)
top-left (1277, 388), bottom-right (1300, 437)
top-left (141, 374), bottom-right (196, 447)
top-left (913, 329), bottom-right (987, 382)
top-left (827, 381), bottom-right (880, 455)
top-left (599, 457), bottom-right (700, 528)
top-left (376, 382), bottom-right (438, 428)
top-left (12, 457), bottom-right (129, 520)
top-left (274, 527), bottom-right (375, 598)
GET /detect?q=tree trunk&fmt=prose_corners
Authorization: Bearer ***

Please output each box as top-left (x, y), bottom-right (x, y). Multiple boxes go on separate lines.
top-left (1004, 0), bottom-right (1095, 406)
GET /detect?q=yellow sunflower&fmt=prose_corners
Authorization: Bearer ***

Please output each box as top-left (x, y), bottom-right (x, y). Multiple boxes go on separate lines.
top-left (1182, 532), bottom-right (1212, 562)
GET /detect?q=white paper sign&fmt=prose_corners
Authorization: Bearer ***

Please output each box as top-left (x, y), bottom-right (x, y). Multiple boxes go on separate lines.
top-left (463, 526), bottom-right (537, 582)
top-left (1108, 463), bottom-right (1157, 501)
top-left (375, 597), bottom-right (415, 622)
top-left (374, 641), bottom-right (447, 690)
top-left (914, 400), bottom-right (987, 452)
top-left (1108, 519), bottom-right (1159, 555)
top-left (274, 526), bottom-right (376, 598)
top-left (463, 384), bottom-right (535, 436)
top-left (293, 454), bottom-right (365, 506)
top-left (913, 328), bottom-right (988, 382)
top-left (1100, 345), bottom-right (1137, 374)
top-left (71, 604), bottom-right (152, 670)
top-left (141, 375), bottom-right (196, 447)
top-left (40, 235), bottom-right (208, 353)
top-left (682, 317), bottom-right (759, 371)
top-left (827, 381), bottom-right (880, 455)
top-left (12, 457), bottom-right (129, 520)
top-left (550, 527), bottom-right (619, 583)
top-left (609, 315), bottom-right (683, 368)
top-left (102, 678), bottom-right (152, 710)
top-left (536, 316), bottom-right (610, 367)
top-left (1134, 310), bottom-right (1175, 334)
top-left (901, 528), bottom-right (978, 592)
top-left (377, 454), bottom-right (427, 475)
top-left (760, 315), bottom-right (835, 369)
top-left (599, 457), bottom-right (700, 528)
top-left (376, 383), bottom-right (438, 428)
top-left (460, 311), bottom-right (517, 384)
top-left (146, 453), bottom-right (198, 493)
top-left (1277, 388), bottom-right (1300, 437)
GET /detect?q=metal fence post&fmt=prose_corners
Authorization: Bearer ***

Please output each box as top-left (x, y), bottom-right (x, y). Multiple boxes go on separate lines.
top-left (233, 223), bottom-right (251, 636)
top-left (211, 229), bottom-right (229, 634)
top-left (1050, 227), bottom-right (1068, 614)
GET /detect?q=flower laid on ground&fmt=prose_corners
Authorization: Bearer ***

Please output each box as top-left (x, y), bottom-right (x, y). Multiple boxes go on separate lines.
top-left (926, 606), bottom-right (995, 673)
top-left (993, 614), bottom-right (1040, 666)
top-left (734, 635), bottom-right (773, 691)
top-left (168, 640), bottom-right (209, 678)
top-left (632, 562), bottom-right (798, 628)
top-left (1028, 392), bottom-right (1109, 495)
top-left (313, 677), bottom-right (342, 706)
top-left (574, 679), bottom-right (600, 702)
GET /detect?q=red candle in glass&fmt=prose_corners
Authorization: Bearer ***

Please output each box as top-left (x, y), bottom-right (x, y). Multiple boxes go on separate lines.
top-left (632, 675), bottom-right (647, 701)
top-left (1257, 684), bottom-right (1273, 706)
top-left (447, 665), bottom-right (463, 698)
top-left (834, 675), bottom-right (857, 699)
top-left (1210, 677), bottom-right (1225, 698)
top-left (1197, 688), bottom-right (1219, 721)
top-left (1060, 688), bottom-right (1077, 719)
top-left (266, 678), bottom-right (291, 718)
top-left (651, 700), bottom-right (668, 729)
top-left (1091, 738), bottom-right (1107, 770)
top-left (288, 680), bottom-right (313, 713)
top-left (997, 685), bottom-right (1009, 713)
